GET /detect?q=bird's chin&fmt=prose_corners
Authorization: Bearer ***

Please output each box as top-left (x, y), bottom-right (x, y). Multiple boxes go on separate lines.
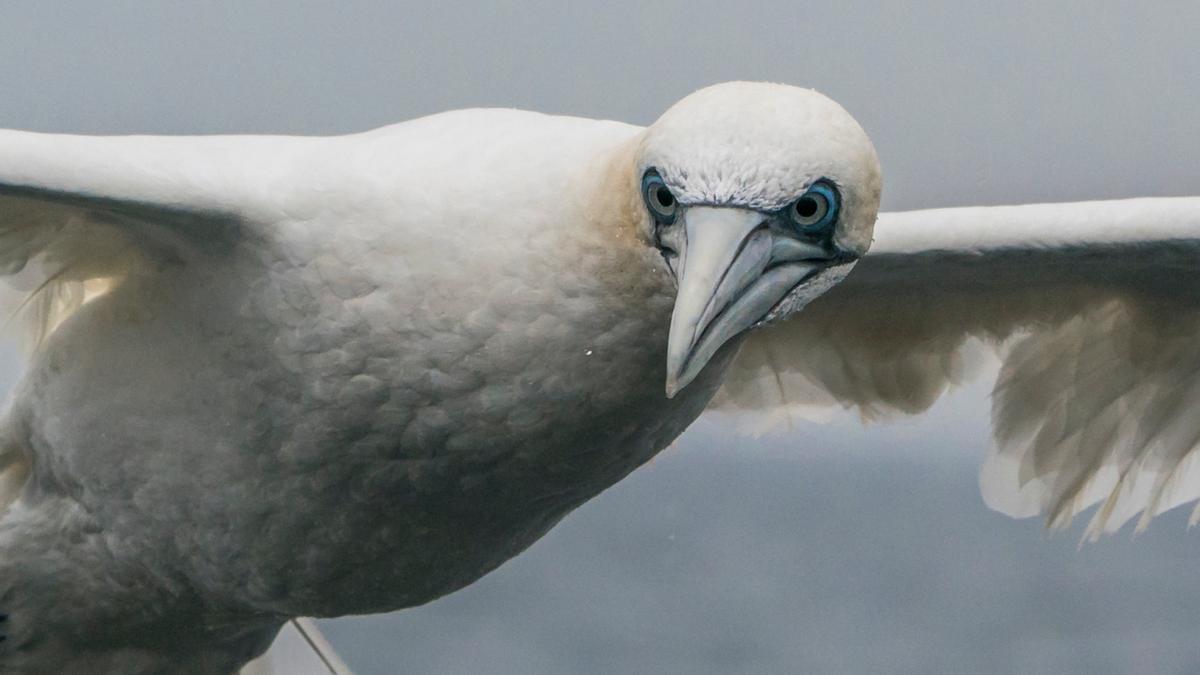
top-left (753, 260), bottom-right (855, 328)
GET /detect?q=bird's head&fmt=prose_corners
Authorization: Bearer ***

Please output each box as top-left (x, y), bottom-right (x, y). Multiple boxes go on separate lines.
top-left (634, 82), bottom-right (881, 397)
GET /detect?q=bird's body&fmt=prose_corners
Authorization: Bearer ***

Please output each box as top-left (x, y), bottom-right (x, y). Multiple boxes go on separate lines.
top-left (0, 109), bottom-right (743, 670)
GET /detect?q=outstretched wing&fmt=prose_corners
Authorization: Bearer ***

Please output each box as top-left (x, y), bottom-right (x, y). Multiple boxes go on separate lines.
top-left (0, 129), bottom-right (330, 346)
top-left (712, 197), bottom-right (1200, 539)
top-left (0, 128), bottom-right (324, 507)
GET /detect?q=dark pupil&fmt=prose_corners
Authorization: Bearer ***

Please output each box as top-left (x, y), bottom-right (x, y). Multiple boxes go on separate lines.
top-left (796, 197), bottom-right (819, 219)
top-left (654, 186), bottom-right (675, 208)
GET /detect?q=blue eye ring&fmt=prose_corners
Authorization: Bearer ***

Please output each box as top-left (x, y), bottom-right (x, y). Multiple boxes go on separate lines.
top-left (642, 170), bottom-right (678, 225)
top-left (788, 180), bottom-right (840, 236)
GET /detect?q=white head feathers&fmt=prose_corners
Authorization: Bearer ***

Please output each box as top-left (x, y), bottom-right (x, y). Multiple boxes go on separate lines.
top-left (636, 81), bottom-right (882, 255)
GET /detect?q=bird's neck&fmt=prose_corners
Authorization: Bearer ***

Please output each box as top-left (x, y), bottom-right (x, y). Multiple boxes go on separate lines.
top-left (581, 135), bottom-right (648, 246)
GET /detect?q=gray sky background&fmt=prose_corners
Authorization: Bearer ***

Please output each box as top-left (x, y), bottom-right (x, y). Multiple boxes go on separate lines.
top-left (2, 3), bottom-right (1198, 673)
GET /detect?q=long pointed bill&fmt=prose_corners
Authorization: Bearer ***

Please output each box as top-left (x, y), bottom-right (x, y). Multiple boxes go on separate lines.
top-left (664, 207), bottom-right (850, 398)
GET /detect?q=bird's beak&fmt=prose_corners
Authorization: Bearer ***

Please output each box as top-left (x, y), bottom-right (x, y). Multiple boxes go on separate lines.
top-left (664, 206), bottom-right (853, 397)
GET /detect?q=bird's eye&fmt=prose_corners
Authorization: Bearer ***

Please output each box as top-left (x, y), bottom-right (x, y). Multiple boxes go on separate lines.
top-left (788, 180), bottom-right (840, 234)
top-left (642, 171), bottom-right (678, 224)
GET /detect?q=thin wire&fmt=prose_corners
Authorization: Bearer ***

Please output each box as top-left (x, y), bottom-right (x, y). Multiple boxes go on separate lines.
top-left (289, 618), bottom-right (341, 675)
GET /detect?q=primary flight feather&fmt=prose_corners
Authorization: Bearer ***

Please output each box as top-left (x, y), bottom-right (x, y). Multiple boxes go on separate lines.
top-left (0, 81), bottom-right (1194, 672)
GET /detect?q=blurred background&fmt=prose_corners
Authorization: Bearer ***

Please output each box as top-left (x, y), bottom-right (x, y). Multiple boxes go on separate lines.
top-left (2, 2), bottom-right (1198, 673)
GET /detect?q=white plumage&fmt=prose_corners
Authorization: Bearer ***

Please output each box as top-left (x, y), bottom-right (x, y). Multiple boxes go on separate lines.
top-left (0, 81), bottom-right (1195, 672)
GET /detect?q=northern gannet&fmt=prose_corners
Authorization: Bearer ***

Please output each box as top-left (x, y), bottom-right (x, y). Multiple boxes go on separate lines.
top-left (0, 81), bottom-right (1196, 672)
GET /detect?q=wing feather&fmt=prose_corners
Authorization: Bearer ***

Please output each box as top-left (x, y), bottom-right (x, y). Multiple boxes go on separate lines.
top-left (0, 130), bottom-right (324, 346)
top-left (0, 128), bottom-right (324, 508)
top-left (712, 197), bottom-right (1200, 535)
